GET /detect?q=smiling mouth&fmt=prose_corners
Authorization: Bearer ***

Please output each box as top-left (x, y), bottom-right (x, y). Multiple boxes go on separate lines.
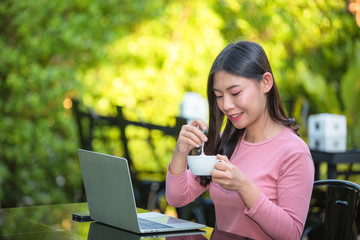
top-left (228, 113), bottom-right (243, 121)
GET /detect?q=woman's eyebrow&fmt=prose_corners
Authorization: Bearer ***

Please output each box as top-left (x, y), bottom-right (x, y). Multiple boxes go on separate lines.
top-left (213, 84), bottom-right (240, 92)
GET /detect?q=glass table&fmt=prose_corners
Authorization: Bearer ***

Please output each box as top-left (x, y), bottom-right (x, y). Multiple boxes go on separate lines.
top-left (0, 202), bottom-right (248, 239)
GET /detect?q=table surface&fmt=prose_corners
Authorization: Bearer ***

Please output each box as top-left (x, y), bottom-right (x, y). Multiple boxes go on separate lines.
top-left (310, 149), bottom-right (360, 179)
top-left (311, 149), bottom-right (360, 164)
top-left (0, 202), bottom-right (248, 240)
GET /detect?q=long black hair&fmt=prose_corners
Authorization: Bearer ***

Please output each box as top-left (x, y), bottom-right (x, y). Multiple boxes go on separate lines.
top-left (199, 41), bottom-right (298, 187)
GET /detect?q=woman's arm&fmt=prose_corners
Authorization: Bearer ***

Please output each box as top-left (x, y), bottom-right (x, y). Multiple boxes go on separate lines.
top-left (166, 168), bottom-right (208, 207)
top-left (166, 118), bottom-right (209, 207)
top-left (245, 152), bottom-right (314, 240)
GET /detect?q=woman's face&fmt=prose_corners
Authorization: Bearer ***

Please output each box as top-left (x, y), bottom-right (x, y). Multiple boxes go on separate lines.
top-left (213, 70), bottom-right (268, 131)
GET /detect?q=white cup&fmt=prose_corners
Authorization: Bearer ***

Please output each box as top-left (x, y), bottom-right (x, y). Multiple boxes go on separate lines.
top-left (187, 155), bottom-right (222, 176)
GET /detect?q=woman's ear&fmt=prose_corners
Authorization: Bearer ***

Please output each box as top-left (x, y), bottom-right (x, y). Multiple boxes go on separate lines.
top-left (260, 72), bottom-right (273, 93)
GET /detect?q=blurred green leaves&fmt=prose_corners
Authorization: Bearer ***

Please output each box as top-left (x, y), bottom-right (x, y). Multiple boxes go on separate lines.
top-left (214, 0), bottom-right (360, 138)
top-left (0, 0), bottom-right (170, 207)
top-left (1, 0), bottom-right (360, 207)
top-left (81, 0), bottom-right (225, 122)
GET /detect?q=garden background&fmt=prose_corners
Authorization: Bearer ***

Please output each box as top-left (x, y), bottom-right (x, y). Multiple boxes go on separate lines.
top-left (1, 0), bottom-right (360, 208)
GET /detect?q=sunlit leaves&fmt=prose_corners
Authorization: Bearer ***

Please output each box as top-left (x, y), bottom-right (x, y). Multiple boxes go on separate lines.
top-left (1, 0), bottom-right (360, 207)
top-left (81, 0), bottom-right (225, 125)
top-left (215, 0), bottom-right (359, 141)
top-left (0, 0), bottom-right (163, 207)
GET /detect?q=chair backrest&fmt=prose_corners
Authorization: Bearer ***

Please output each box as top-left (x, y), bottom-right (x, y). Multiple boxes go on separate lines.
top-left (302, 179), bottom-right (360, 240)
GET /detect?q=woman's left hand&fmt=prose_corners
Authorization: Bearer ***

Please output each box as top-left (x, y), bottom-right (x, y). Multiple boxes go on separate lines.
top-left (211, 154), bottom-right (245, 193)
top-left (211, 154), bottom-right (261, 209)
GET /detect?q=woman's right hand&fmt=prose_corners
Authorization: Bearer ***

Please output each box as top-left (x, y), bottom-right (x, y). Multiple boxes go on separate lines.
top-left (170, 119), bottom-right (208, 175)
top-left (175, 118), bottom-right (208, 155)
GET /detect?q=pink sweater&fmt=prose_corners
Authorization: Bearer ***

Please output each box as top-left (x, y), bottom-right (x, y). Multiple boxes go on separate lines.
top-left (166, 127), bottom-right (314, 240)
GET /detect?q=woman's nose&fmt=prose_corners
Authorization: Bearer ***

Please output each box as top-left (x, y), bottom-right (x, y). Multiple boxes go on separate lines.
top-left (222, 95), bottom-right (235, 111)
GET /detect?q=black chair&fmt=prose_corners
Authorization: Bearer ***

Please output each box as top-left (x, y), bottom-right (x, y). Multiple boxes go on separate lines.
top-left (301, 179), bottom-right (360, 240)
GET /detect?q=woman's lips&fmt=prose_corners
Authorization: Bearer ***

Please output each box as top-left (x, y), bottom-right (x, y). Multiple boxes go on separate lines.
top-left (228, 113), bottom-right (243, 121)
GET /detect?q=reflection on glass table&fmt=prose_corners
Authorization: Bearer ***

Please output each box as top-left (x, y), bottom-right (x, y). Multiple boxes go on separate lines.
top-left (88, 222), bottom-right (206, 239)
top-left (87, 221), bottom-right (249, 240)
top-left (0, 202), bottom-right (249, 240)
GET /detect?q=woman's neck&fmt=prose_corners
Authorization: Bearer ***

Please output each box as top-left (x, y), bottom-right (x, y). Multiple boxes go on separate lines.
top-left (244, 116), bottom-right (284, 143)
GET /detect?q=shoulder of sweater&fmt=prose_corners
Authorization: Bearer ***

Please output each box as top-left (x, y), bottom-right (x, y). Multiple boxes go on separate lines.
top-left (278, 128), bottom-right (310, 154)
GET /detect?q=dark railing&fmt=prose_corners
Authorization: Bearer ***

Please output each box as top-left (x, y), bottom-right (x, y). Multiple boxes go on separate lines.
top-left (72, 99), bottom-right (186, 204)
top-left (72, 99), bottom-right (186, 174)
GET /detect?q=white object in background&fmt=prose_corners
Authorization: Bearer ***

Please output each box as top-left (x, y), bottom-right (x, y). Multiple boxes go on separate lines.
top-left (307, 113), bottom-right (347, 152)
top-left (180, 92), bottom-right (208, 123)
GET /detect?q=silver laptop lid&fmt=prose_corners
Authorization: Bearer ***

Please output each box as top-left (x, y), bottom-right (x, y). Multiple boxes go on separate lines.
top-left (78, 149), bottom-right (141, 233)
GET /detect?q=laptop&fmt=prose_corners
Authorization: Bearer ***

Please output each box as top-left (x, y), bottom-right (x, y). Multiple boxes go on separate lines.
top-left (88, 222), bottom-right (206, 239)
top-left (77, 149), bottom-right (206, 234)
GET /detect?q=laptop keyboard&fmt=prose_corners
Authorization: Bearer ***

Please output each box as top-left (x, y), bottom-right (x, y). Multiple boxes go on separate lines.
top-left (138, 218), bottom-right (173, 229)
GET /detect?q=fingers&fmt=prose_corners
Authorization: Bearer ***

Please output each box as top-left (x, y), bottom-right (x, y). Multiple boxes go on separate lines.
top-left (211, 157), bottom-right (245, 193)
top-left (216, 154), bottom-right (230, 163)
top-left (212, 155), bottom-right (231, 178)
top-left (179, 126), bottom-right (203, 147)
top-left (189, 118), bottom-right (207, 132)
top-left (211, 160), bottom-right (230, 185)
top-left (182, 120), bottom-right (208, 142)
top-left (176, 119), bottom-right (208, 153)
top-left (212, 155), bottom-right (228, 170)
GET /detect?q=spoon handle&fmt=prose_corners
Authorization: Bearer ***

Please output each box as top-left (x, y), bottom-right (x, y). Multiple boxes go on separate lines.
top-left (200, 129), bottom-right (205, 156)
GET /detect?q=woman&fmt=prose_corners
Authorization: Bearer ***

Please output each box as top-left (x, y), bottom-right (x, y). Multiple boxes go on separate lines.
top-left (166, 41), bottom-right (314, 240)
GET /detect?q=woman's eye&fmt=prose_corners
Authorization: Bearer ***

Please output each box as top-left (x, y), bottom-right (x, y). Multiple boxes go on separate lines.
top-left (215, 95), bottom-right (223, 99)
top-left (232, 91), bottom-right (241, 96)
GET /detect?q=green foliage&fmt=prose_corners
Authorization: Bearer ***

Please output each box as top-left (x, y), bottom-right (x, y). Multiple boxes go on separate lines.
top-left (213, 0), bottom-right (360, 140)
top-left (80, 0), bottom-right (225, 120)
top-left (0, 0), bottom-right (169, 207)
top-left (341, 43), bottom-right (360, 148)
top-left (1, 0), bottom-right (360, 207)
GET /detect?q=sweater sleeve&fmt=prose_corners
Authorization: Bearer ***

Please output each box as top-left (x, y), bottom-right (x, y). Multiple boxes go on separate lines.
top-left (166, 166), bottom-right (208, 207)
top-left (245, 152), bottom-right (314, 240)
